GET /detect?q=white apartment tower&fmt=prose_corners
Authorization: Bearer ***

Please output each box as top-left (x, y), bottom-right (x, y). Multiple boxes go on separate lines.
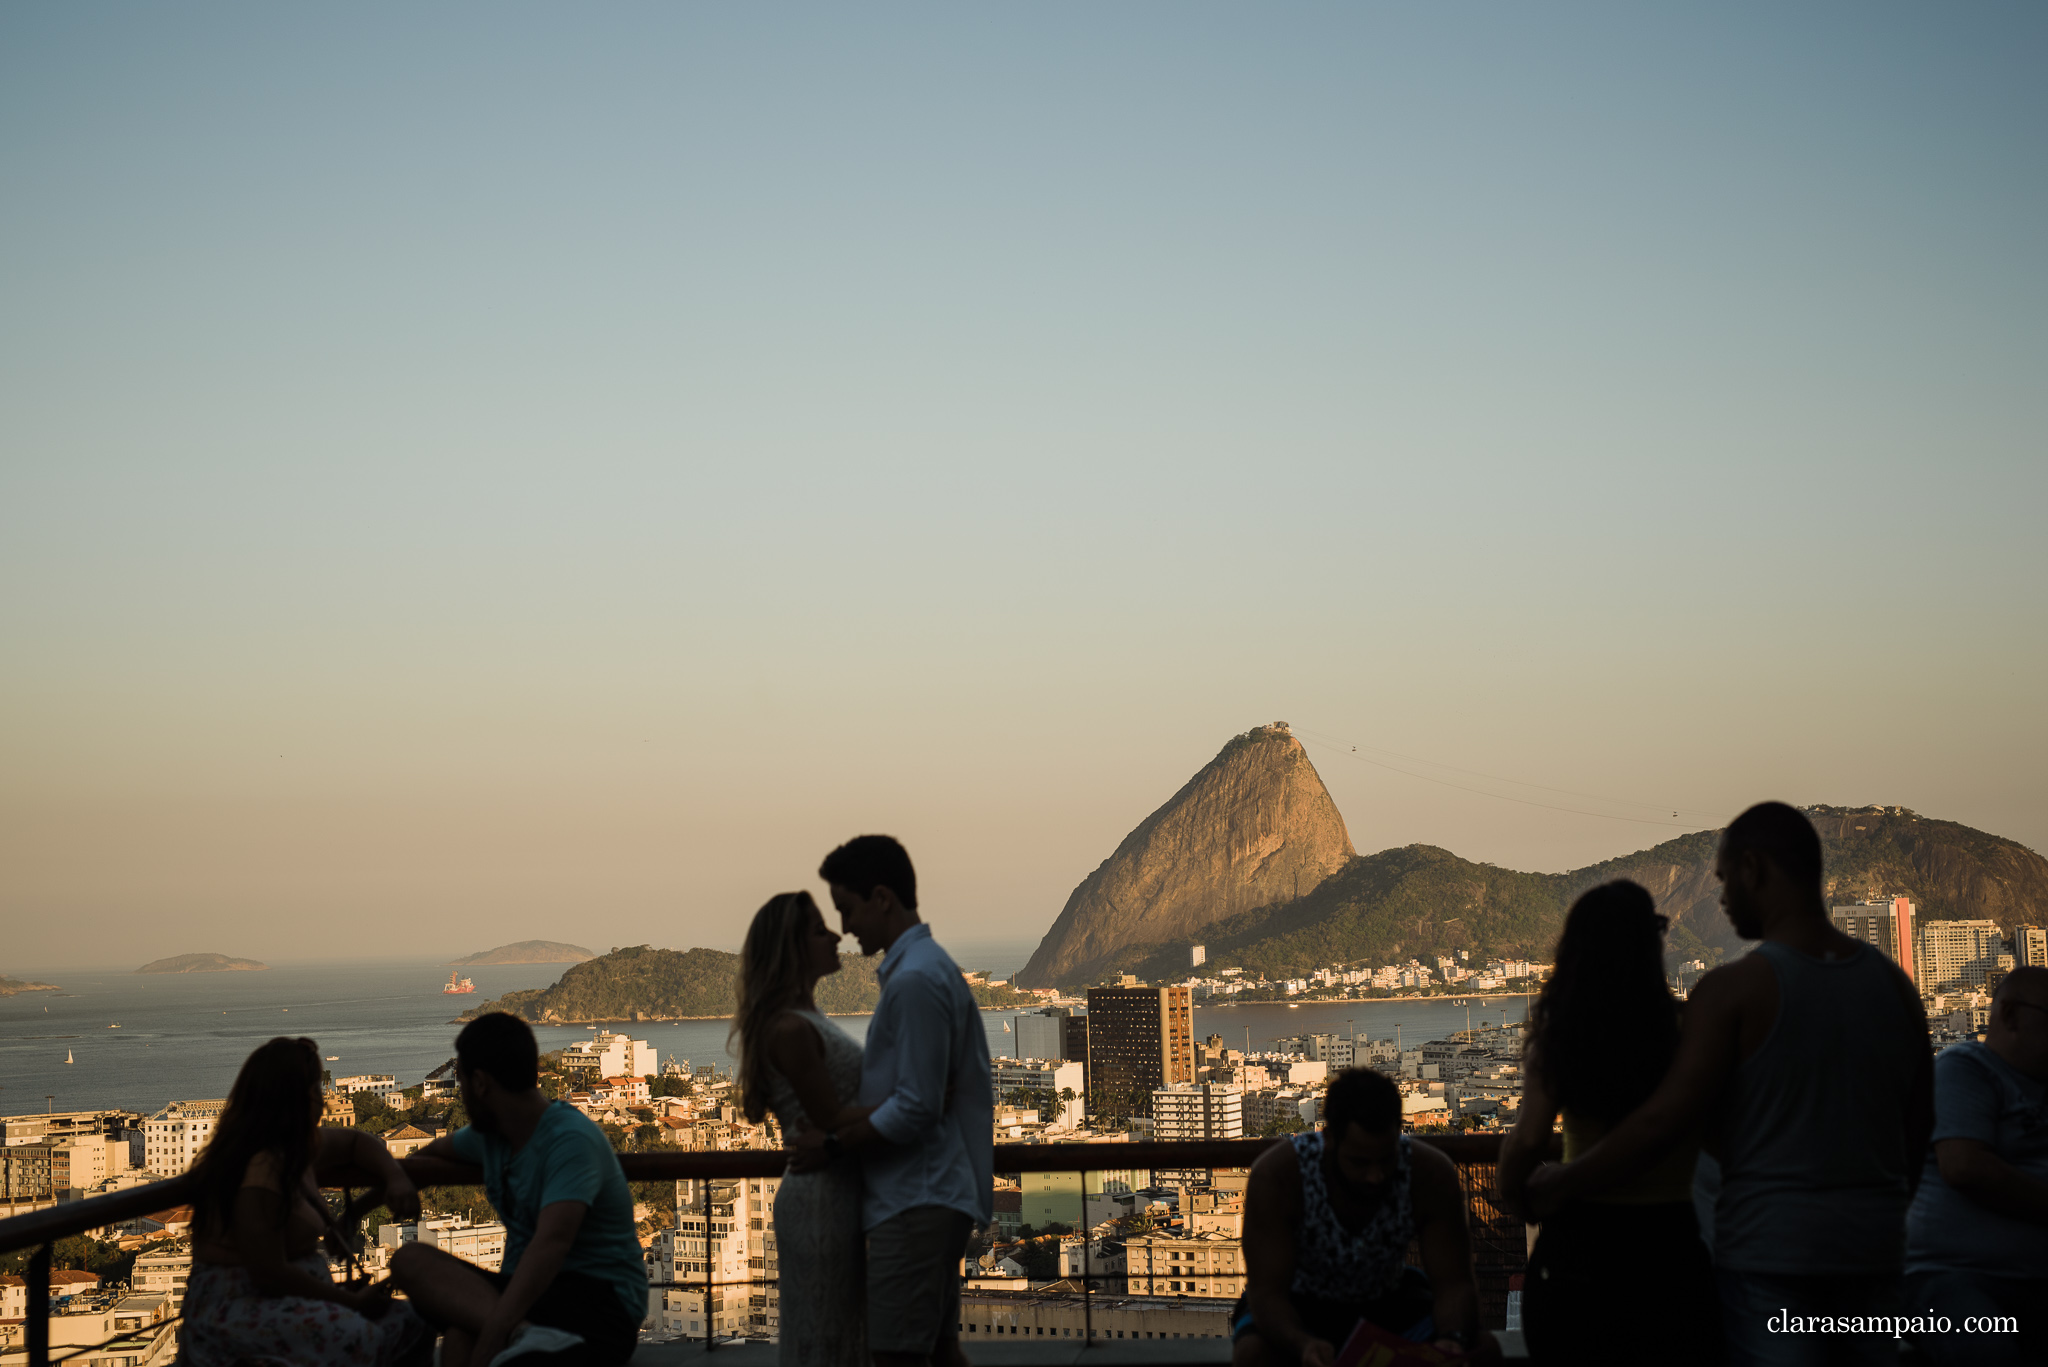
top-left (142, 1100), bottom-right (228, 1174)
top-left (1915, 920), bottom-right (2007, 994)
top-left (1149, 1083), bottom-right (1244, 1141)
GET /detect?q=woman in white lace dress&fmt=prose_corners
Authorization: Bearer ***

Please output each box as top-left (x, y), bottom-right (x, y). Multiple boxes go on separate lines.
top-left (732, 891), bottom-right (867, 1367)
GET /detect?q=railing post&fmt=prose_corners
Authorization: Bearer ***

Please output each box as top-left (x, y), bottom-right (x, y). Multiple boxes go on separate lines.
top-left (27, 1241), bottom-right (50, 1367)
top-left (702, 1180), bottom-right (714, 1353)
top-left (1080, 1169), bottom-right (1092, 1348)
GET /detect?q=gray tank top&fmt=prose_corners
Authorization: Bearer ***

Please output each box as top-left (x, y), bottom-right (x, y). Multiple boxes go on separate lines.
top-left (1712, 940), bottom-right (1923, 1274)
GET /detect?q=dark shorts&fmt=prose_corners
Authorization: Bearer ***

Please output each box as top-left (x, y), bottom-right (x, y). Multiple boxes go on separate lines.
top-left (478, 1268), bottom-right (640, 1367)
top-left (1523, 1200), bottom-right (1722, 1367)
top-left (866, 1205), bottom-right (975, 1355)
top-left (1231, 1267), bottom-right (1436, 1348)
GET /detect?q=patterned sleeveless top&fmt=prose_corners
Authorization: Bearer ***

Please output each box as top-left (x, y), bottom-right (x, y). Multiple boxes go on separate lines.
top-left (1289, 1129), bottom-right (1415, 1303)
top-left (761, 1007), bottom-right (864, 1134)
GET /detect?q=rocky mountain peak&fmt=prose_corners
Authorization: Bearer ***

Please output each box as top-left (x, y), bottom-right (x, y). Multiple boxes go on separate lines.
top-left (1015, 724), bottom-right (1355, 987)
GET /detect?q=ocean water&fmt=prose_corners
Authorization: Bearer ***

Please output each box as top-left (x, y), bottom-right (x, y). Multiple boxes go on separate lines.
top-left (1, 958), bottom-right (1529, 1118)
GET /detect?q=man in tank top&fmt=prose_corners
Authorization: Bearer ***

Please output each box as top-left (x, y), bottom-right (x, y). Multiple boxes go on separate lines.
top-left (1235, 1069), bottom-right (1497, 1365)
top-left (1528, 802), bottom-right (1933, 1366)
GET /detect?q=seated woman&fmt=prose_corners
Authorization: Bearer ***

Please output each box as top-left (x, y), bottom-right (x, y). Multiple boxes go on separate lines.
top-left (1236, 1068), bottom-right (1499, 1365)
top-left (1496, 880), bottom-right (1723, 1366)
top-left (183, 1036), bottom-right (430, 1367)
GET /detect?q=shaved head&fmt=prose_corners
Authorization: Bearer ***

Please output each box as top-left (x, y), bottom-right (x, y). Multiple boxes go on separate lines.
top-left (1995, 965), bottom-right (2048, 1004)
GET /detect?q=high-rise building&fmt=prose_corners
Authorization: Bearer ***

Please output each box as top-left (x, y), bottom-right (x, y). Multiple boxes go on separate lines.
top-left (1085, 983), bottom-right (1194, 1117)
top-left (1914, 919), bottom-right (2006, 994)
top-left (2016, 925), bottom-right (2048, 970)
top-left (1015, 1010), bottom-right (1067, 1063)
top-left (1831, 898), bottom-right (1917, 986)
top-left (1190, 945), bottom-right (1207, 969)
top-left (1064, 1013), bottom-right (1091, 1095)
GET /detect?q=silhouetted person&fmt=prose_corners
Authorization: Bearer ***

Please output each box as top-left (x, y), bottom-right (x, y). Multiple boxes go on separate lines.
top-left (1903, 965), bottom-right (2048, 1365)
top-left (183, 1037), bottom-right (429, 1367)
top-left (788, 835), bottom-right (993, 1367)
top-left (393, 1013), bottom-right (645, 1367)
top-left (1528, 802), bottom-right (1932, 1366)
top-left (1498, 881), bottom-right (1723, 1365)
top-left (1236, 1068), bottom-right (1499, 1366)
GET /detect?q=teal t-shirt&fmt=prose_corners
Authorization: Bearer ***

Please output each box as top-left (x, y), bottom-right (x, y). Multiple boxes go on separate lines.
top-left (450, 1101), bottom-right (646, 1321)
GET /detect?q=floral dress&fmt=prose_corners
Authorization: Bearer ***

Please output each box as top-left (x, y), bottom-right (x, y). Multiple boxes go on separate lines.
top-left (183, 1169), bottom-right (427, 1367)
top-left (184, 1253), bottom-right (427, 1367)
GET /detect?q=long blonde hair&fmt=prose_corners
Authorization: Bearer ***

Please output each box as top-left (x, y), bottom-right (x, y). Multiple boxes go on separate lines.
top-left (731, 891), bottom-right (822, 1124)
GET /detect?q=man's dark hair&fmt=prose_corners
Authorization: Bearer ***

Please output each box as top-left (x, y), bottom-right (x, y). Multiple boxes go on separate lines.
top-left (1724, 801), bottom-right (1824, 891)
top-left (456, 1012), bottom-right (539, 1092)
top-left (1321, 1068), bottom-right (1402, 1138)
top-left (819, 834), bottom-right (917, 911)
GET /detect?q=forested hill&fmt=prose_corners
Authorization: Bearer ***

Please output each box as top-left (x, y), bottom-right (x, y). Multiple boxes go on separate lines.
top-left (1028, 796), bottom-right (2048, 987)
top-left (1098, 845), bottom-right (1569, 986)
top-left (458, 943), bottom-right (1038, 1023)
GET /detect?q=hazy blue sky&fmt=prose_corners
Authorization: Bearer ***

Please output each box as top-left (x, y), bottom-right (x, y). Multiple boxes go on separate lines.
top-left (4, 4), bottom-right (2044, 970)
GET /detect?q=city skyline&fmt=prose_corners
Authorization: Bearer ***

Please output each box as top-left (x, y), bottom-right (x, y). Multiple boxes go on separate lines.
top-left (3, 5), bottom-right (2044, 966)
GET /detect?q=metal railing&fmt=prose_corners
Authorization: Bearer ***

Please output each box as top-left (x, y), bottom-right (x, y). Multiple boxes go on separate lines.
top-left (0, 1135), bottom-right (1539, 1365)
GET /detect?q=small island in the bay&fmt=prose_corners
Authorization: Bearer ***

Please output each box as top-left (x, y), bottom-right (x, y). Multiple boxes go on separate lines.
top-left (0, 976), bottom-right (61, 996)
top-left (449, 940), bottom-right (597, 966)
top-left (135, 953), bottom-right (269, 974)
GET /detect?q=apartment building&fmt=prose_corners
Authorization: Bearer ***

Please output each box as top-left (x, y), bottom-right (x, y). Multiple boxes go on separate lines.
top-left (378, 1217), bottom-right (508, 1271)
top-left (1149, 1084), bottom-right (1243, 1142)
top-left (332, 1074), bottom-right (400, 1103)
top-left (960, 1289), bottom-right (1231, 1342)
top-left (652, 1175), bottom-right (782, 1339)
top-left (1916, 920), bottom-right (2007, 994)
top-left (0, 1146), bottom-right (52, 1203)
top-left (562, 1031), bottom-right (657, 1081)
top-left (993, 1059), bottom-right (1085, 1126)
top-left (51, 1136), bottom-right (134, 1195)
top-left (141, 1101), bottom-right (227, 1175)
top-left (132, 1246), bottom-right (192, 1313)
top-left (2015, 925), bottom-right (2047, 970)
top-left (1084, 983), bottom-right (1193, 1117)
top-left (1123, 1230), bottom-right (1246, 1299)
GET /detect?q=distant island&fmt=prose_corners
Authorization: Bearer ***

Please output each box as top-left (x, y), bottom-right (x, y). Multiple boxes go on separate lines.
top-left (0, 976), bottom-right (60, 996)
top-left (135, 953), bottom-right (269, 974)
top-left (449, 940), bottom-right (597, 966)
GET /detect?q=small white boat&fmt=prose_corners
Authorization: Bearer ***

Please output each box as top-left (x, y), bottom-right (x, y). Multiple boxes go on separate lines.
top-left (65, 1049), bottom-right (74, 1064)
top-left (326, 1055), bottom-right (339, 1061)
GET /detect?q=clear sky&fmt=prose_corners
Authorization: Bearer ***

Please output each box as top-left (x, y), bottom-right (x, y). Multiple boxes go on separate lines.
top-left (3, 4), bottom-right (2044, 971)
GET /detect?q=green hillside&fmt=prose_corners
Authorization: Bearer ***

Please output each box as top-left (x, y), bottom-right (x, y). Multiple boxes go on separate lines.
top-left (1108, 846), bottom-right (1568, 984)
top-left (1038, 806), bottom-right (2048, 988)
top-left (460, 942), bottom-right (1035, 1023)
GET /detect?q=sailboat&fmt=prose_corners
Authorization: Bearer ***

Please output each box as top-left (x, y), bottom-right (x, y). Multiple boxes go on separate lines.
top-left (65, 1049), bottom-right (74, 1064)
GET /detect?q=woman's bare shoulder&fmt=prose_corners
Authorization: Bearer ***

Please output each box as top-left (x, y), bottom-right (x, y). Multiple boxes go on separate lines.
top-left (240, 1150), bottom-right (284, 1191)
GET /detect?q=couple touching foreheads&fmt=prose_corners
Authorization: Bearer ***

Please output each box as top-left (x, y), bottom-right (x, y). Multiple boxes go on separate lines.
top-left (732, 835), bottom-right (993, 1367)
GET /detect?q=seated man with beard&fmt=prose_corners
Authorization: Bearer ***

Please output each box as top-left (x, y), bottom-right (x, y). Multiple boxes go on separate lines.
top-left (391, 1013), bottom-right (645, 1367)
top-left (1235, 1068), bottom-right (1498, 1366)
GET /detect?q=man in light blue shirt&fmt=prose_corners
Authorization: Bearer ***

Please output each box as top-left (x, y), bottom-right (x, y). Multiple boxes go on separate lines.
top-left (790, 835), bottom-right (992, 1367)
top-left (1903, 966), bottom-right (2048, 1366)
